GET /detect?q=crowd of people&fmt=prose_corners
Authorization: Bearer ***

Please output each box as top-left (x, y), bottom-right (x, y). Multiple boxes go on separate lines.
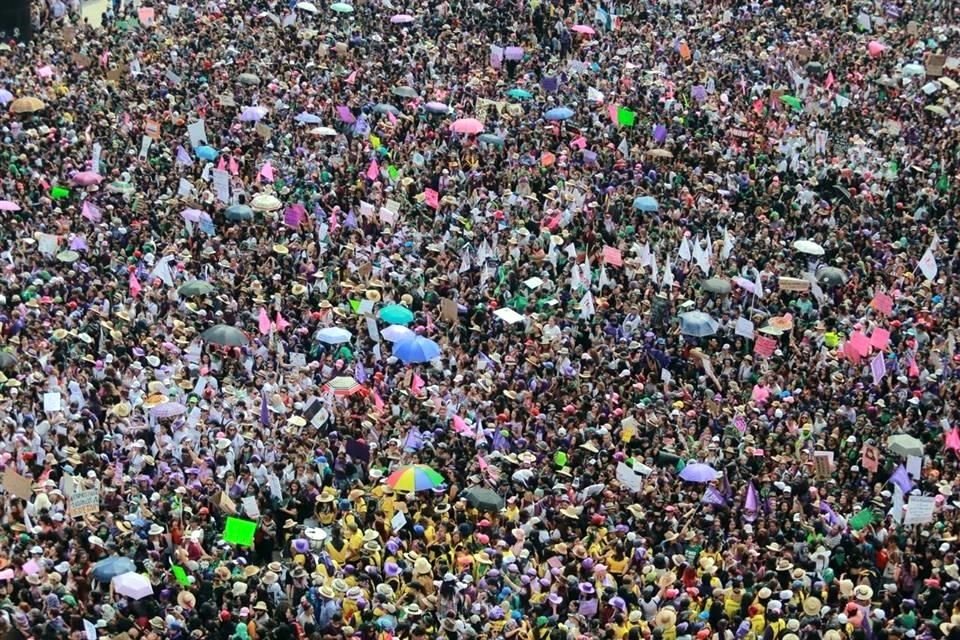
top-left (0, 0), bottom-right (957, 638)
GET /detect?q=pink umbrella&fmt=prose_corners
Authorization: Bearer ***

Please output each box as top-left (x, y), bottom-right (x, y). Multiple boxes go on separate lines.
top-left (72, 171), bottom-right (103, 186)
top-left (868, 40), bottom-right (886, 57)
top-left (390, 13), bottom-right (414, 23)
top-left (570, 24), bottom-right (595, 35)
top-left (451, 118), bottom-right (484, 134)
top-left (0, 200), bottom-right (20, 211)
top-left (180, 208), bottom-right (206, 223)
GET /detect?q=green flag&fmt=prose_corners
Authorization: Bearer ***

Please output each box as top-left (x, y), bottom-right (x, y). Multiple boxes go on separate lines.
top-left (51, 186), bottom-right (70, 200)
top-left (223, 517), bottom-right (257, 546)
top-left (617, 107), bottom-right (637, 127)
top-left (171, 565), bottom-right (190, 587)
top-left (349, 299), bottom-right (361, 314)
top-left (387, 165), bottom-right (399, 182)
top-left (849, 508), bottom-right (873, 530)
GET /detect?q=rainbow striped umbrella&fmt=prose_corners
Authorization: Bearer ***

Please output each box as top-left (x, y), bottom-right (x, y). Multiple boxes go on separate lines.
top-left (386, 465), bottom-right (444, 492)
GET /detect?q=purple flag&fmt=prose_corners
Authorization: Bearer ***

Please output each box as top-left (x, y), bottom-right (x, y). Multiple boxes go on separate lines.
top-left (344, 210), bottom-right (358, 228)
top-left (479, 352), bottom-right (496, 370)
top-left (259, 388), bottom-right (270, 427)
top-left (403, 427), bottom-right (423, 451)
top-left (702, 486), bottom-right (727, 507)
top-left (81, 201), bottom-right (101, 222)
top-left (355, 361), bottom-right (367, 384)
top-left (175, 145), bottom-right (194, 166)
top-left (653, 124), bottom-right (668, 144)
top-left (820, 500), bottom-right (841, 525)
top-left (871, 351), bottom-right (886, 386)
top-left (283, 205), bottom-right (304, 228)
top-left (336, 105), bottom-right (356, 124)
top-left (743, 481), bottom-right (759, 520)
top-left (720, 472), bottom-right (733, 499)
top-left (504, 46), bottom-right (524, 61)
top-left (583, 150), bottom-right (598, 165)
top-left (492, 429), bottom-right (510, 452)
top-left (889, 465), bottom-right (913, 494)
top-left (69, 236), bottom-right (88, 251)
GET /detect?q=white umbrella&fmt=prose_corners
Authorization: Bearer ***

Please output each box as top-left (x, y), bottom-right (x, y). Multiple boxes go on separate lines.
top-left (381, 325), bottom-right (416, 343)
top-left (151, 402), bottom-right (188, 418)
top-left (296, 1), bottom-right (319, 12)
top-left (316, 327), bottom-right (353, 344)
top-left (309, 126), bottom-right (337, 136)
top-left (792, 240), bottom-right (825, 256)
top-left (113, 572), bottom-right (153, 600)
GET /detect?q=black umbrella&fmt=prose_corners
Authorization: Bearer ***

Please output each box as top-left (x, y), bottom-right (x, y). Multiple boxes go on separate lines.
top-left (461, 486), bottom-right (504, 511)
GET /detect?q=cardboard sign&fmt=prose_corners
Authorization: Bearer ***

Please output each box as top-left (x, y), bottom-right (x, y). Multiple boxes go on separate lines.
top-left (926, 54), bottom-right (947, 77)
top-left (255, 123), bottom-right (272, 140)
top-left (814, 451), bottom-right (833, 478)
top-left (3, 468), bottom-right (33, 500)
top-left (68, 489), bottom-right (101, 517)
top-left (217, 491), bottom-right (237, 514)
top-left (440, 298), bottom-right (459, 324)
top-left (861, 444), bottom-right (880, 473)
top-left (144, 119), bottom-right (161, 140)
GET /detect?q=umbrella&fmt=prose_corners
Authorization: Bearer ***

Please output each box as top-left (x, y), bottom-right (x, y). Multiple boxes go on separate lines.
top-left (71, 171), bottom-right (103, 186)
top-left (107, 180), bottom-right (135, 195)
top-left (56, 250), bottom-right (79, 263)
top-left (178, 280), bottom-right (215, 298)
top-left (393, 336), bottom-right (442, 363)
top-left (0, 90), bottom-right (12, 105)
top-left (451, 118), bottom-right (484, 134)
top-left (805, 61), bottom-right (824, 73)
top-left (901, 63), bottom-right (925, 77)
top-left (888, 433), bottom-right (924, 458)
top-left (239, 106), bottom-right (268, 122)
top-left (0, 200), bottom-right (20, 211)
top-left (201, 325), bottom-right (249, 346)
top-left (316, 327), bottom-right (353, 344)
top-left (632, 196), bottom-right (659, 212)
top-left (92, 557), bottom-right (136, 583)
top-left (151, 402), bottom-right (188, 418)
top-left (816, 266), bottom-right (847, 287)
top-left (544, 106), bottom-right (574, 121)
top-left (9, 97), bottom-right (44, 113)
top-left (381, 325), bottom-right (416, 342)
top-left (793, 240), bottom-right (825, 256)
top-left (195, 145), bottom-right (218, 161)
top-left (180, 208), bottom-right (206, 223)
top-left (478, 133), bottom-right (505, 146)
top-left (390, 13), bottom-right (414, 23)
top-left (570, 24), bottom-right (595, 34)
top-left (309, 126), bottom-right (338, 136)
top-left (392, 86), bottom-right (418, 98)
top-left (295, 111), bottom-right (322, 124)
top-left (780, 95), bottom-right (803, 111)
top-left (461, 486), bottom-right (505, 510)
top-left (373, 103), bottom-right (401, 115)
top-left (424, 101), bottom-right (450, 114)
top-left (507, 88), bottom-right (533, 100)
top-left (322, 376), bottom-right (363, 397)
top-left (645, 148), bottom-right (674, 159)
top-left (331, 2), bottom-right (353, 12)
top-left (237, 73), bottom-right (260, 85)
top-left (379, 304), bottom-right (414, 325)
top-left (678, 311), bottom-right (719, 337)
top-left (296, 1), bottom-right (319, 12)
top-left (0, 352), bottom-right (16, 371)
top-left (386, 465), bottom-right (444, 492)
top-left (225, 204), bottom-right (254, 221)
top-left (678, 462), bottom-right (719, 483)
top-left (113, 572), bottom-right (153, 600)
top-left (251, 193), bottom-right (282, 211)
top-left (925, 105), bottom-right (948, 117)
top-left (700, 278), bottom-right (731, 294)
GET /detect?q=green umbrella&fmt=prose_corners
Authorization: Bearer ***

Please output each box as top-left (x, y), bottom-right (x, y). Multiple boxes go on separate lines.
top-left (378, 304), bottom-right (414, 325)
top-left (178, 280), bottom-right (215, 298)
top-left (225, 204), bottom-right (254, 221)
top-left (56, 250), bottom-right (79, 263)
top-left (331, 2), bottom-right (353, 12)
top-left (391, 86), bottom-right (418, 98)
top-left (478, 133), bottom-right (505, 146)
top-left (200, 324), bottom-right (249, 346)
top-left (780, 95), bottom-right (803, 111)
top-left (506, 88), bottom-right (533, 100)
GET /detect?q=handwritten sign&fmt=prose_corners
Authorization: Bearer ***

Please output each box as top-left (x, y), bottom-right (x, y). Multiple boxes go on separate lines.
top-left (903, 495), bottom-right (936, 525)
top-left (871, 292), bottom-right (893, 316)
top-left (602, 245), bottom-right (623, 267)
top-left (3, 468), bottom-right (33, 500)
top-left (68, 489), bottom-right (101, 517)
top-left (861, 444), bottom-right (880, 473)
top-left (144, 119), bottom-right (161, 140)
top-left (754, 335), bottom-right (777, 358)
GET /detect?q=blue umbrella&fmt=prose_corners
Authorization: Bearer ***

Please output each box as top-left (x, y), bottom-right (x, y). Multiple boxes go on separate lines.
top-left (392, 336), bottom-right (441, 363)
top-left (195, 145), bottom-right (218, 161)
top-left (478, 133), bottom-right (505, 146)
top-left (633, 196), bottom-right (659, 212)
top-left (544, 107), bottom-right (574, 121)
top-left (295, 111), bottom-right (322, 124)
top-left (92, 557), bottom-right (137, 583)
top-left (678, 311), bottom-right (719, 337)
top-left (678, 462), bottom-right (719, 483)
top-left (225, 204), bottom-right (254, 221)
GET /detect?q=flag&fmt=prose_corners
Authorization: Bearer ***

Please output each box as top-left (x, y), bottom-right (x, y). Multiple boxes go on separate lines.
top-left (889, 465), bottom-right (913, 494)
top-left (228, 157), bottom-right (239, 176)
top-left (743, 482), bottom-right (759, 520)
top-left (259, 388), bottom-right (270, 427)
top-left (345, 70), bottom-right (357, 84)
top-left (479, 352), bottom-right (496, 370)
top-left (329, 208), bottom-right (340, 234)
top-left (820, 500), bottom-right (841, 526)
top-left (366, 159), bottom-right (379, 181)
top-left (355, 361), bottom-right (366, 384)
top-left (176, 145), bottom-right (194, 166)
top-left (946, 428), bottom-right (960, 453)
top-left (754, 270), bottom-right (764, 299)
top-left (258, 308), bottom-right (271, 335)
top-left (492, 430), bottom-right (509, 452)
top-left (477, 454), bottom-right (489, 471)
top-left (81, 201), bottom-right (101, 222)
top-left (411, 372), bottom-right (425, 396)
top-left (721, 228), bottom-right (735, 261)
top-left (721, 472), bottom-right (733, 499)
top-left (402, 427), bottom-right (423, 451)
top-left (129, 273), bottom-right (142, 298)
top-left (372, 389), bottom-right (385, 414)
top-left (870, 351), bottom-right (886, 385)
top-left (702, 486), bottom-right (727, 507)
top-left (274, 312), bottom-right (290, 332)
top-left (259, 162), bottom-right (274, 182)
top-left (150, 255), bottom-right (174, 287)
top-left (662, 253), bottom-right (674, 287)
top-left (825, 71), bottom-right (835, 89)
top-left (918, 243), bottom-right (938, 281)
top-left (908, 355), bottom-right (920, 378)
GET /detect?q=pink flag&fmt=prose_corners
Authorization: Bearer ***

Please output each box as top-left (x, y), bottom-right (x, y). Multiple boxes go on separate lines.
top-left (373, 390), bottom-right (385, 414)
top-left (345, 70), bottom-right (357, 84)
top-left (477, 454), bottom-right (489, 471)
top-left (425, 311), bottom-right (435, 333)
top-left (825, 71), bottom-right (835, 89)
top-left (365, 159), bottom-right (379, 181)
top-left (411, 372), bottom-right (425, 396)
top-left (329, 208), bottom-right (340, 233)
top-left (81, 201), bottom-right (101, 222)
top-left (607, 103), bottom-right (619, 124)
top-left (228, 156), bottom-right (239, 176)
top-left (129, 272), bottom-right (142, 298)
top-left (908, 356), bottom-right (920, 378)
top-left (452, 415), bottom-right (468, 433)
top-left (217, 156), bottom-right (226, 171)
top-left (258, 307), bottom-right (271, 335)
top-left (946, 428), bottom-right (960, 453)
top-left (259, 162), bottom-right (274, 182)
top-left (387, 111), bottom-right (397, 125)
top-left (423, 188), bottom-right (439, 210)
top-left (274, 312), bottom-right (290, 332)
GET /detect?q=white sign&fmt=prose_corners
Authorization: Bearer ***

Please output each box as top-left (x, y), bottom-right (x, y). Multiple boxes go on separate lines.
top-left (68, 489), bottom-right (100, 517)
top-left (187, 120), bottom-right (207, 147)
top-left (903, 495), bottom-right (936, 525)
top-left (906, 455), bottom-right (923, 481)
top-left (43, 392), bottom-right (62, 413)
top-left (735, 317), bottom-right (755, 340)
top-left (615, 462), bottom-right (643, 492)
top-left (212, 169), bottom-right (230, 204)
top-left (391, 510), bottom-right (407, 531)
top-left (242, 496), bottom-right (260, 518)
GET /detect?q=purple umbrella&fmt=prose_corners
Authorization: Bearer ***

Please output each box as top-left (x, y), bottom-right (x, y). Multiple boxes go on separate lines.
top-left (0, 90), bottom-right (12, 106)
top-left (678, 462), bottom-right (719, 483)
top-left (691, 85), bottom-right (707, 102)
top-left (390, 13), bottom-right (414, 23)
top-left (504, 46), bottom-right (524, 61)
top-left (180, 208), bottom-right (206, 223)
top-left (424, 101), bottom-right (449, 114)
top-left (239, 106), bottom-right (268, 122)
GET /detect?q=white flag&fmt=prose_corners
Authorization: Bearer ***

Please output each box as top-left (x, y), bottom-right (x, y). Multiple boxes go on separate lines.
top-left (662, 253), bottom-right (674, 288)
top-left (649, 248), bottom-right (659, 284)
top-left (150, 255), bottom-right (175, 287)
top-left (918, 241), bottom-right (938, 281)
top-left (579, 291), bottom-right (595, 319)
top-left (598, 265), bottom-right (612, 289)
top-left (720, 228), bottom-right (735, 261)
top-left (754, 269), bottom-right (764, 299)
top-left (678, 237), bottom-right (692, 262)
top-left (617, 138), bottom-right (629, 158)
top-left (693, 237), bottom-right (711, 275)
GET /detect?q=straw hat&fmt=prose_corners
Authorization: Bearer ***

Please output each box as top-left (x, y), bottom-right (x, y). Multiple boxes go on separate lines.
top-left (366, 289), bottom-right (382, 301)
top-left (655, 608), bottom-right (677, 627)
top-left (803, 596), bottom-right (822, 617)
top-left (177, 591), bottom-right (196, 608)
top-left (853, 585), bottom-right (874, 602)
